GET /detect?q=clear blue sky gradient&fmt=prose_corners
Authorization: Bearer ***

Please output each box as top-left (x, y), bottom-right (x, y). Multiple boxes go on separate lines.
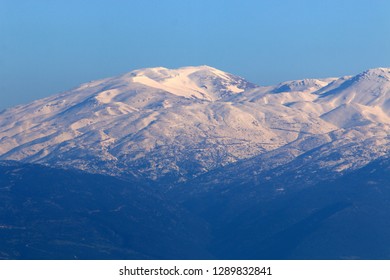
top-left (1, 0), bottom-right (390, 109)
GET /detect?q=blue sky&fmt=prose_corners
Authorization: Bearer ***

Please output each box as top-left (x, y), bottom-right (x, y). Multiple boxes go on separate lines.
top-left (1, 0), bottom-right (390, 109)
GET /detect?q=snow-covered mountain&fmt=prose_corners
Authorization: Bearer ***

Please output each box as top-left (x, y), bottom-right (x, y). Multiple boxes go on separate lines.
top-left (0, 66), bottom-right (389, 183)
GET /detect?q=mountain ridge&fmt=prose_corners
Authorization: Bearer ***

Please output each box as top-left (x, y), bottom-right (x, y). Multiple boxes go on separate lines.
top-left (0, 66), bottom-right (389, 184)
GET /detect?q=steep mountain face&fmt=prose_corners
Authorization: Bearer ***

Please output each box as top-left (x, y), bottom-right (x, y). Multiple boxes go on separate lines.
top-left (0, 66), bottom-right (389, 183)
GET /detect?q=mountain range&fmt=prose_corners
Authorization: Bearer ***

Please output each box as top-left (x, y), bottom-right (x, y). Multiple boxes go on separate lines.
top-left (1, 66), bottom-right (389, 183)
top-left (0, 65), bottom-right (389, 259)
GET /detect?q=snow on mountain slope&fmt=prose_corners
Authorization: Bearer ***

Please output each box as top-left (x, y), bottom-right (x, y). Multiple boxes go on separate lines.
top-left (272, 78), bottom-right (337, 93)
top-left (0, 66), bottom-right (389, 182)
top-left (129, 66), bottom-right (257, 101)
top-left (314, 68), bottom-right (390, 127)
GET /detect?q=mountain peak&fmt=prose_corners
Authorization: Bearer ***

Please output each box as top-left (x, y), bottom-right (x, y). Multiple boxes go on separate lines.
top-left (124, 65), bottom-right (258, 101)
top-left (355, 67), bottom-right (390, 82)
top-left (128, 65), bottom-right (224, 80)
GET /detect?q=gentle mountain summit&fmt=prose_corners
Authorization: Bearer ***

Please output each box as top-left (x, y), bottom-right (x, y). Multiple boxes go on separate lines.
top-left (0, 66), bottom-right (388, 183)
top-left (127, 65), bottom-right (258, 101)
